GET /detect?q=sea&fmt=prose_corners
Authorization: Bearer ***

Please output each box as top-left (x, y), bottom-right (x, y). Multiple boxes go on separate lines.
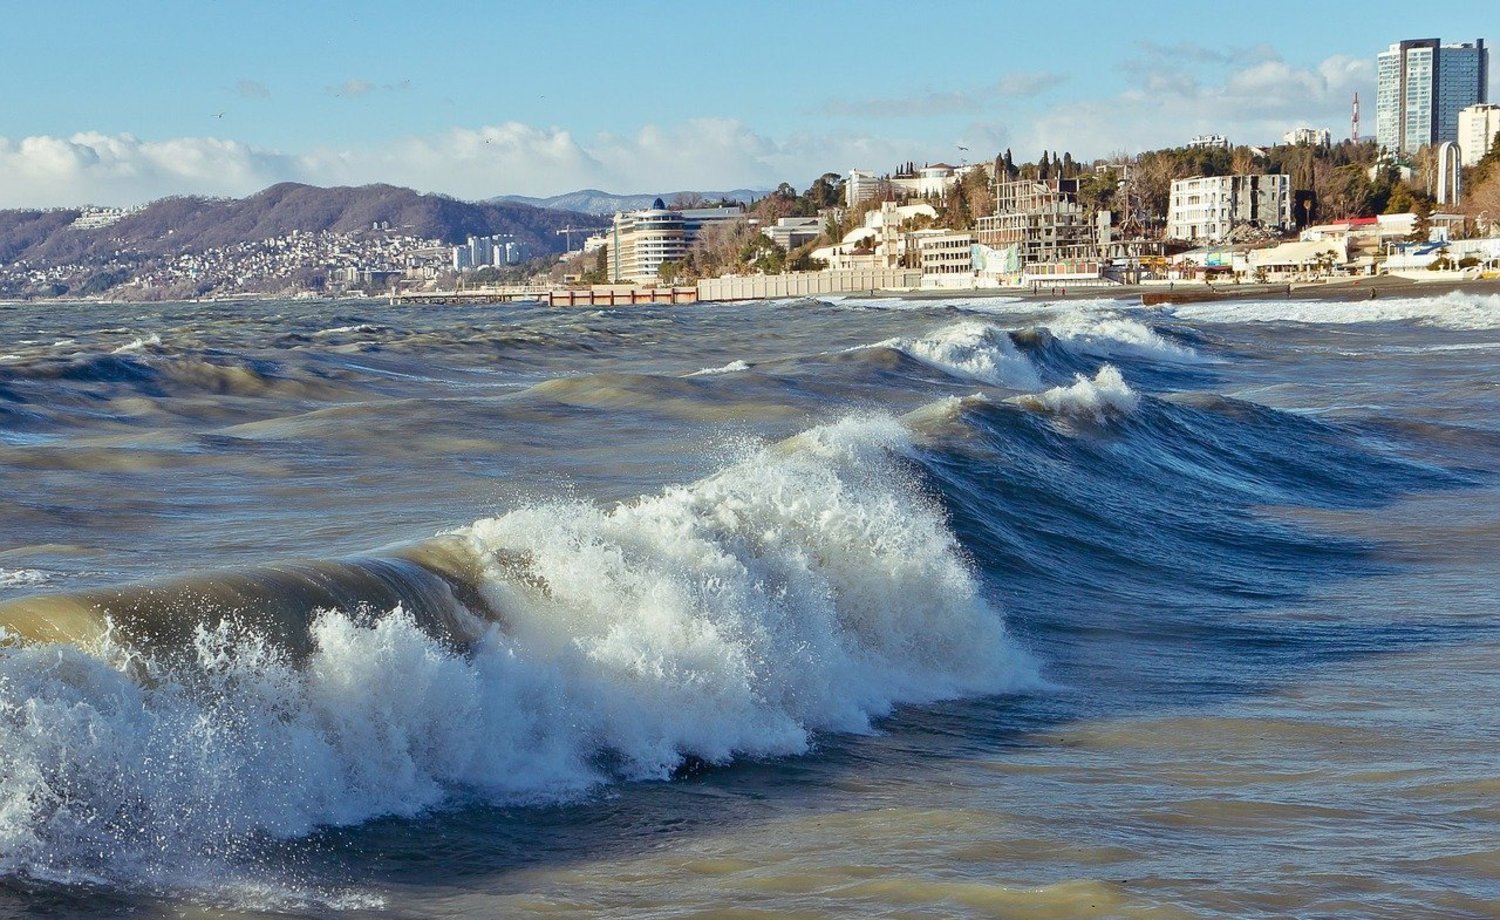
top-left (1, 288), bottom-right (1498, 919)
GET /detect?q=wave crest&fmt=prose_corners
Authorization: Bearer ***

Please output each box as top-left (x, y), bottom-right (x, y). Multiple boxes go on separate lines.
top-left (1013, 365), bottom-right (1140, 419)
top-left (867, 322), bottom-right (1041, 389)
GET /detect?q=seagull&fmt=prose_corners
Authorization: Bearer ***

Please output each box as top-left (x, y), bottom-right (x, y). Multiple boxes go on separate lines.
top-left (956, 144), bottom-right (969, 151)
top-left (213, 112), bottom-right (225, 118)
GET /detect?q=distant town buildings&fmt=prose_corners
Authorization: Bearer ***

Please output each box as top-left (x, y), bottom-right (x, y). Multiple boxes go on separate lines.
top-left (1166, 174), bottom-right (1293, 243)
top-left (70, 206), bottom-right (142, 230)
top-left (452, 234), bottom-right (527, 270)
top-left (1458, 103), bottom-right (1500, 166)
top-left (1376, 38), bottom-right (1488, 155)
top-left (1281, 127), bottom-right (1332, 147)
top-left (1187, 134), bottom-right (1230, 150)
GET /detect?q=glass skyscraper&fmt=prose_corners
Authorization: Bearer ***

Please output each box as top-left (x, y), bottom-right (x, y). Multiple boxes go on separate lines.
top-left (1376, 38), bottom-right (1488, 157)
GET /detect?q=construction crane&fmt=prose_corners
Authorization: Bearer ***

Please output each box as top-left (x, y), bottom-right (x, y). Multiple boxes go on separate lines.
top-left (555, 225), bottom-right (608, 251)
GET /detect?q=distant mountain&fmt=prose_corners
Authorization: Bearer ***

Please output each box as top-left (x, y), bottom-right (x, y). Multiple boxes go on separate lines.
top-left (495, 188), bottom-right (769, 217)
top-left (0, 183), bottom-right (596, 266)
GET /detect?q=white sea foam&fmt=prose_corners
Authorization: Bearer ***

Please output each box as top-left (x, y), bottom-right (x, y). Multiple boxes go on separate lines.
top-left (110, 334), bottom-right (161, 354)
top-left (1013, 365), bottom-right (1140, 419)
top-left (1038, 307), bottom-right (1205, 363)
top-left (686, 359), bottom-right (751, 376)
top-left (1169, 290), bottom-right (1500, 330)
top-left (868, 321), bottom-right (1042, 389)
top-left (0, 413), bottom-right (1035, 890)
top-left (0, 568), bottom-right (50, 588)
top-left (822, 294), bottom-right (1036, 315)
top-left (312, 324), bottom-right (385, 336)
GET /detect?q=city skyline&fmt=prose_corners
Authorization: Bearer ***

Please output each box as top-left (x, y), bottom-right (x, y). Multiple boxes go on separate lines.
top-left (3, 0), bottom-right (1498, 209)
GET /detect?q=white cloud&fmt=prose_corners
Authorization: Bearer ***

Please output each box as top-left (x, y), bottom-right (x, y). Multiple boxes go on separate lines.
top-left (0, 120), bottom-right (938, 208)
top-left (1015, 52), bottom-right (1373, 158)
top-left (4, 49), bottom-right (1375, 211)
top-left (0, 133), bottom-right (301, 207)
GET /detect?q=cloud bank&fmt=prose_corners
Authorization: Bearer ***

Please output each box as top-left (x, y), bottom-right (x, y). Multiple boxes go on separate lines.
top-left (0, 51), bottom-right (1394, 210)
top-left (0, 121), bottom-right (930, 209)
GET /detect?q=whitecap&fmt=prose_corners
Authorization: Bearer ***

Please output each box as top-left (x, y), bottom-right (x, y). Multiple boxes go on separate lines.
top-left (686, 359), bottom-right (751, 376)
top-left (1013, 365), bottom-right (1140, 420)
top-left (110, 334), bottom-right (161, 354)
top-left (864, 321), bottom-right (1042, 389)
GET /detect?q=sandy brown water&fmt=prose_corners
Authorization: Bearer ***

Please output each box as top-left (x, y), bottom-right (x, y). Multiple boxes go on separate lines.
top-left (2, 292), bottom-right (1499, 918)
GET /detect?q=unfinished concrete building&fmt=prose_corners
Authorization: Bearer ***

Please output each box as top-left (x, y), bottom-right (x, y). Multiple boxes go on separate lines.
top-left (974, 178), bottom-right (1101, 275)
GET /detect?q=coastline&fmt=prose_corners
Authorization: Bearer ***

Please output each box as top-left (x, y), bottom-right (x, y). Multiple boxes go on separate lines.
top-left (872, 274), bottom-right (1500, 306)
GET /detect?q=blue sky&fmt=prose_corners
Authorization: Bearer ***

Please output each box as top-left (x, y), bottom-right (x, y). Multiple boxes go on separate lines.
top-left (2, 0), bottom-right (1495, 207)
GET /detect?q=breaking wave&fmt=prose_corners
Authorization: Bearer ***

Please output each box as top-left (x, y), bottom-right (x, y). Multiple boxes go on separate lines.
top-left (865, 321), bottom-right (1042, 389)
top-left (1012, 365), bottom-right (1140, 419)
top-left (0, 413), bottom-right (1036, 888)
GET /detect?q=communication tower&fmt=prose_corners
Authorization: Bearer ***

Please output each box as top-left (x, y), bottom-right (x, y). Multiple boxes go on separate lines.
top-left (1351, 92), bottom-right (1360, 142)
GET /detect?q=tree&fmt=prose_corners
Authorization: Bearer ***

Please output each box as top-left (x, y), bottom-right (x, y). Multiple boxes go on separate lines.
top-left (1409, 197), bottom-right (1433, 242)
top-left (738, 234), bottom-right (787, 274)
top-left (1076, 170), bottom-right (1119, 216)
top-left (804, 172), bottom-right (843, 210)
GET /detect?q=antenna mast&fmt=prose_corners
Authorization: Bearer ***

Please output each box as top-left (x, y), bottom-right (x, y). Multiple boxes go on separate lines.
top-left (1351, 92), bottom-right (1360, 142)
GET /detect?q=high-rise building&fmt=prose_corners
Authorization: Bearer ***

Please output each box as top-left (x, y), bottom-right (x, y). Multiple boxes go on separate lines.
top-left (1376, 38), bottom-right (1488, 156)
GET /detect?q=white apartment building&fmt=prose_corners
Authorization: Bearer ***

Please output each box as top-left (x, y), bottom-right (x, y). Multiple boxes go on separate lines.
top-left (1459, 103), bottom-right (1500, 166)
top-left (845, 169), bottom-right (881, 207)
top-left (890, 163), bottom-right (967, 198)
top-left (1377, 38), bottom-right (1489, 155)
top-left (1281, 127), bottom-right (1332, 147)
top-left (916, 231), bottom-right (975, 287)
top-left (761, 216), bottom-right (823, 250)
top-left (1188, 134), bottom-right (1230, 150)
top-left (1166, 174), bottom-right (1293, 243)
top-left (608, 202), bottom-right (743, 282)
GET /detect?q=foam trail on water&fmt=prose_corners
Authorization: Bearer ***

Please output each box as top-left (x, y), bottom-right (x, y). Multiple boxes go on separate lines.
top-left (1169, 290), bottom-right (1500, 330)
top-left (866, 321), bottom-right (1042, 389)
top-left (0, 412), bottom-right (1035, 892)
top-left (0, 568), bottom-right (50, 589)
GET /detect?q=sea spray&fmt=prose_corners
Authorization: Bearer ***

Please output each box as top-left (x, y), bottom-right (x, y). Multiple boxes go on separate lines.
top-left (863, 321), bottom-right (1042, 389)
top-left (461, 414), bottom-right (1038, 773)
top-left (0, 412), bottom-right (1036, 887)
top-left (1035, 308), bottom-right (1207, 363)
top-left (1013, 365), bottom-right (1141, 420)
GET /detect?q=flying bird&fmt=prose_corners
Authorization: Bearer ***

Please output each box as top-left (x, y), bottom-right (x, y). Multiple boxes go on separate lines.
top-left (956, 144), bottom-right (969, 151)
top-left (213, 112), bottom-right (225, 118)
